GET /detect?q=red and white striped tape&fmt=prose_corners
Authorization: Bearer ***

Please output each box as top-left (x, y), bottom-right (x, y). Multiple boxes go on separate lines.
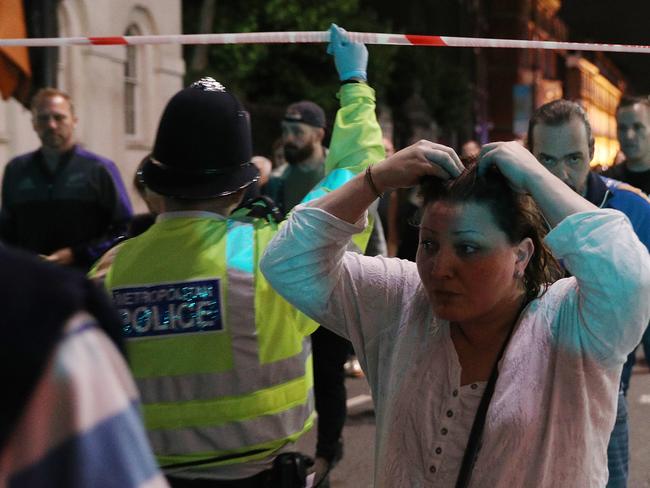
top-left (1, 31), bottom-right (649, 54)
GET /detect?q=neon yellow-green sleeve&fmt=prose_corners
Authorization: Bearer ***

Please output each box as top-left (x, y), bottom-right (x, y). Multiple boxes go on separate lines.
top-left (298, 83), bottom-right (386, 252)
top-left (325, 83), bottom-right (386, 175)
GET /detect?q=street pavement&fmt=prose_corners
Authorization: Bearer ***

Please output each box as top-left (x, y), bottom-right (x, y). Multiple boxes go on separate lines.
top-left (296, 360), bottom-right (650, 487)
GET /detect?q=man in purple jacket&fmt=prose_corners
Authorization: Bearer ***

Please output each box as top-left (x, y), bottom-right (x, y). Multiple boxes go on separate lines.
top-left (0, 88), bottom-right (132, 271)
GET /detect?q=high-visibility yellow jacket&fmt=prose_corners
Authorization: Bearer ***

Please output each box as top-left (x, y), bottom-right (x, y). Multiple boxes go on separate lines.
top-left (99, 83), bottom-right (384, 475)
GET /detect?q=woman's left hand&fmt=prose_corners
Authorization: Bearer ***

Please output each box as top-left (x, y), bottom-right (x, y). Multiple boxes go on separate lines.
top-left (478, 141), bottom-right (545, 193)
top-left (479, 140), bottom-right (598, 227)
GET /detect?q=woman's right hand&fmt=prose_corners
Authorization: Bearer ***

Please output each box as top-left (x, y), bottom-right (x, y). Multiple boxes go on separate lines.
top-left (371, 140), bottom-right (464, 193)
top-left (478, 141), bottom-right (546, 194)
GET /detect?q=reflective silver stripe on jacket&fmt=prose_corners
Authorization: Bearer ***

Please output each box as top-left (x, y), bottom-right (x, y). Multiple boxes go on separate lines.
top-left (149, 391), bottom-right (314, 454)
top-left (136, 338), bottom-right (311, 403)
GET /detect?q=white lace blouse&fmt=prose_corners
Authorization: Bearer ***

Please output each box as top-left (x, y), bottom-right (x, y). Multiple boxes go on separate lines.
top-left (261, 207), bottom-right (650, 487)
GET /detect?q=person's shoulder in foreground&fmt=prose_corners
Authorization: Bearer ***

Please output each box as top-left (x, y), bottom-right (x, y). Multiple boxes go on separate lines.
top-left (0, 246), bottom-right (167, 488)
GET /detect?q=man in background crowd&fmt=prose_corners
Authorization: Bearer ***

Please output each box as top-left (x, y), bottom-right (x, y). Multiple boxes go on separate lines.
top-left (607, 96), bottom-right (650, 194)
top-left (265, 100), bottom-right (328, 215)
top-left (460, 139), bottom-right (481, 160)
top-left (0, 88), bottom-right (132, 271)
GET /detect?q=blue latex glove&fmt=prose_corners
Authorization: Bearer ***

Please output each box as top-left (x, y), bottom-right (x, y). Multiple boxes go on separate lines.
top-left (327, 23), bottom-right (368, 81)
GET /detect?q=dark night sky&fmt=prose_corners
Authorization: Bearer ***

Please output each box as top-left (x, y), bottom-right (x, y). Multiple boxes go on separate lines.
top-left (559, 0), bottom-right (650, 94)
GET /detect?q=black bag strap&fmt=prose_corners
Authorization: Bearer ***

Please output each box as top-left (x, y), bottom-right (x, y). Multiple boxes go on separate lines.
top-left (454, 301), bottom-right (527, 488)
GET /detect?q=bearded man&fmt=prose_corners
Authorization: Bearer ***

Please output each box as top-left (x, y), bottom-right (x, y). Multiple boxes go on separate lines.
top-left (265, 100), bottom-right (327, 214)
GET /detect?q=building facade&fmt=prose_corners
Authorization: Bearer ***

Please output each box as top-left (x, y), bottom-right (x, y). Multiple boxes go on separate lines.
top-left (565, 54), bottom-right (623, 168)
top-left (482, 0), bottom-right (624, 167)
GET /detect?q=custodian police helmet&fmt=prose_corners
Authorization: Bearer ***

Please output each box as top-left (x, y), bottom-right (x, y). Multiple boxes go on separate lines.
top-left (140, 77), bottom-right (259, 199)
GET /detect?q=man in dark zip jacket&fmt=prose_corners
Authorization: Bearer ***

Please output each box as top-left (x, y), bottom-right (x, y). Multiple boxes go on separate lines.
top-left (0, 88), bottom-right (132, 271)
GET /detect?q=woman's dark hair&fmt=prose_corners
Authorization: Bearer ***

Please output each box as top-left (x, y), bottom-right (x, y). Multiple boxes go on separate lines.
top-left (419, 160), bottom-right (564, 301)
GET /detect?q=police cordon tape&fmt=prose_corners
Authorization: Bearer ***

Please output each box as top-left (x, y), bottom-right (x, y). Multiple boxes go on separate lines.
top-left (1, 30), bottom-right (650, 54)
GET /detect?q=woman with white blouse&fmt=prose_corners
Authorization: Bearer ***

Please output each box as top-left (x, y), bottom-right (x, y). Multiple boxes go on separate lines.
top-left (260, 140), bottom-right (650, 487)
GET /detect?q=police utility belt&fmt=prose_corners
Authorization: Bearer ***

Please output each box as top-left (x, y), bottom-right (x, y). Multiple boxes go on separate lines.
top-left (166, 452), bottom-right (314, 488)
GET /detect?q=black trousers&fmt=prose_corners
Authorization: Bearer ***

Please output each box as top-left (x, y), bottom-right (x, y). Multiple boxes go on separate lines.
top-left (311, 326), bottom-right (350, 463)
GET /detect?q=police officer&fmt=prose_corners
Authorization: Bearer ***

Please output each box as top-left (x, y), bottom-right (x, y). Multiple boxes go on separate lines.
top-left (96, 25), bottom-right (383, 487)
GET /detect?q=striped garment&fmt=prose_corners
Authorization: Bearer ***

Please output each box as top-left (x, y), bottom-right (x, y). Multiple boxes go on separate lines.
top-left (0, 311), bottom-right (168, 488)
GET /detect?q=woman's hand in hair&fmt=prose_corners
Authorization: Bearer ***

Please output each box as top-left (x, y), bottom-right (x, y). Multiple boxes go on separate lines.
top-left (371, 140), bottom-right (464, 194)
top-left (478, 141), bottom-right (546, 193)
